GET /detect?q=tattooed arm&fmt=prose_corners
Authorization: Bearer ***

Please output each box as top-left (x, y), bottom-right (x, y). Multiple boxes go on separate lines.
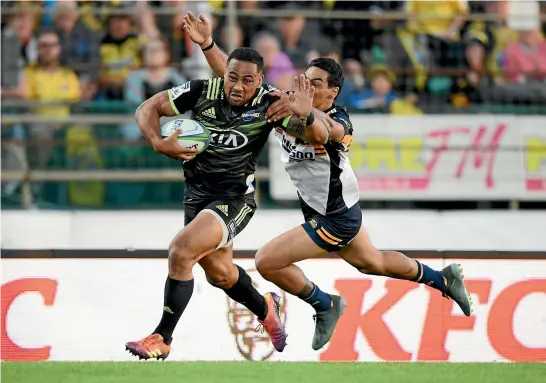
top-left (281, 114), bottom-right (328, 145)
top-left (281, 110), bottom-right (345, 144)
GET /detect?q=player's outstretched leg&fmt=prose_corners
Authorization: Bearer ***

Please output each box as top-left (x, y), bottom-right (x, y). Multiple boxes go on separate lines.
top-left (199, 247), bottom-right (288, 352)
top-left (338, 228), bottom-right (473, 316)
top-left (256, 225), bottom-right (345, 351)
top-left (125, 212), bottom-right (225, 360)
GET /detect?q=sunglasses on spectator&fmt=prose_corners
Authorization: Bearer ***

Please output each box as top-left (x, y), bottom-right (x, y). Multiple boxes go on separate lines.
top-left (39, 42), bottom-right (59, 48)
top-left (145, 45), bottom-right (164, 53)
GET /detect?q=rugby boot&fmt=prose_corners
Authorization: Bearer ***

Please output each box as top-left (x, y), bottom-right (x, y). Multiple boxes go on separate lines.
top-left (441, 263), bottom-right (473, 316)
top-left (257, 292), bottom-right (288, 352)
top-left (311, 294), bottom-right (346, 350)
top-left (125, 333), bottom-right (171, 360)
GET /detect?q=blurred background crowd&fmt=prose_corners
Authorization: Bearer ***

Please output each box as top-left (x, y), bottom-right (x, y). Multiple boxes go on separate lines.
top-left (1, 0), bottom-right (545, 209)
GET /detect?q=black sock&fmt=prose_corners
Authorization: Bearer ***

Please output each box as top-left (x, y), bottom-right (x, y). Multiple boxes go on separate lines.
top-left (224, 265), bottom-right (268, 320)
top-left (153, 277), bottom-right (194, 345)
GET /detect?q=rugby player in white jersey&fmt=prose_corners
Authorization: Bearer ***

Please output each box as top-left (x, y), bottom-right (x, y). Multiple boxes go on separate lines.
top-left (183, 12), bottom-right (472, 351)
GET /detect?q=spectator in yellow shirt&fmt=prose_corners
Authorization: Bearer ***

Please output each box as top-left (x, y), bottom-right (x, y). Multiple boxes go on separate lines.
top-left (24, 30), bottom-right (81, 117)
top-left (406, 0), bottom-right (469, 68)
top-left (99, 13), bottom-right (141, 100)
top-left (23, 30), bottom-right (81, 173)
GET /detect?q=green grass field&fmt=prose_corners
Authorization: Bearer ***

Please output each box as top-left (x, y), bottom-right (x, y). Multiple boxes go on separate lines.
top-left (2, 362), bottom-right (545, 383)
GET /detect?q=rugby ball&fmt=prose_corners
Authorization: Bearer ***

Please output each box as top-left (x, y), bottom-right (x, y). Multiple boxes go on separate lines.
top-left (160, 119), bottom-right (210, 154)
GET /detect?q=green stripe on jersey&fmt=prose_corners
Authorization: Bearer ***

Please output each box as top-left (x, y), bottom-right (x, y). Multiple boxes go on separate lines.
top-left (282, 115), bottom-right (292, 128)
top-left (167, 89), bottom-right (181, 115)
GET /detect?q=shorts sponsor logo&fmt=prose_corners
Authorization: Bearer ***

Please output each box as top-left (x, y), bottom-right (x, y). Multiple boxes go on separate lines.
top-left (308, 218), bottom-right (318, 229)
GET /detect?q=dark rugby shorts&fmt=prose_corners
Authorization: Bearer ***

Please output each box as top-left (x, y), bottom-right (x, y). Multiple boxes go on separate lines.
top-left (301, 202), bottom-right (362, 252)
top-left (184, 196), bottom-right (256, 249)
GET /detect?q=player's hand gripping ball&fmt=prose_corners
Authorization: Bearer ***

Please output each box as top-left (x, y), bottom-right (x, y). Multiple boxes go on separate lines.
top-left (160, 119), bottom-right (211, 157)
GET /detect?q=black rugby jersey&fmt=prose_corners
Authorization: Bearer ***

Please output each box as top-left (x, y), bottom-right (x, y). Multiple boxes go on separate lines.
top-left (168, 78), bottom-right (278, 199)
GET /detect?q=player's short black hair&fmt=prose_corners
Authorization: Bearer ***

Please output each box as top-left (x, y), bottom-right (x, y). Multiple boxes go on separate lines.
top-left (227, 47), bottom-right (264, 73)
top-left (309, 57), bottom-right (345, 95)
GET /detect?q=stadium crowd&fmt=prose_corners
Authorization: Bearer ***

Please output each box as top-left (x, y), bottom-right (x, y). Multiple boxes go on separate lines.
top-left (1, 0), bottom-right (545, 209)
top-left (2, 0), bottom-right (546, 115)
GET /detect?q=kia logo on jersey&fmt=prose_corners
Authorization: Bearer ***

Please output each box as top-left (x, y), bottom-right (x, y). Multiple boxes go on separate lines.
top-left (208, 128), bottom-right (249, 150)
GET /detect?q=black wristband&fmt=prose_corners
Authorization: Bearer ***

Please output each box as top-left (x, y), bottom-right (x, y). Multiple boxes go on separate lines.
top-left (306, 113), bottom-right (315, 126)
top-left (201, 40), bottom-right (215, 52)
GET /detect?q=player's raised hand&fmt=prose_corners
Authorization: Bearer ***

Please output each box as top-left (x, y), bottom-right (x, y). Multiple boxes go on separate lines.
top-left (267, 75), bottom-right (315, 122)
top-left (153, 129), bottom-right (199, 161)
top-left (290, 74), bottom-right (315, 118)
top-left (181, 11), bottom-right (212, 46)
top-left (265, 91), bottom-right (293, 123)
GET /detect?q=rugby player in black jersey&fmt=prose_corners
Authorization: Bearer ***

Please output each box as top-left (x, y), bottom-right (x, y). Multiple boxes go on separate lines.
top-left (183, 12), bottom-right (473, 351)
top-left (125, 47), bottom-right (322, 360)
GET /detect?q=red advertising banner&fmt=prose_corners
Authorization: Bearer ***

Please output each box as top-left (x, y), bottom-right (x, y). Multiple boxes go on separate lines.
top-left (2, 258), bottom-right (545, 362)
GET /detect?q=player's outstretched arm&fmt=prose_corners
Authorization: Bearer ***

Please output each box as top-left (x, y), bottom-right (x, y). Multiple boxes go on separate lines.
top-left (182, 11), bottom-right (227, 77)
top-left (271, 75), bottom-right (333, 145)
top-left (135, 91), bottom-right (198, 161)
top-left (281, 115), bottom-right (324, 145)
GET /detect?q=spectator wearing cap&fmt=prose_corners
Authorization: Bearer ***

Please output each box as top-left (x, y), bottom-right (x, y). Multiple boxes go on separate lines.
top-left (347, 65), bottom-right (398, 112)
top-left (99, 11), bottom-right (141, 100)
top-left (53, 1), bottom-right (100, 100)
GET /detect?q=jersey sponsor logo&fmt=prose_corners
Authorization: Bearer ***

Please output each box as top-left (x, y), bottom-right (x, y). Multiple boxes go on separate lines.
top-left (241, 110), bottom-right (261, 122)
top-left (170, 82), bottom-right (191, 99)
top-left (216, 205), bottom-right (229, 216)
top-left (281, 134), bottom-right (316, 161)
top-left (266, 84), bottom-right (280, 92)
top-left (208, 128), bottom-right (249, 151)
top-left (201, 107), bottom-right (216, 119)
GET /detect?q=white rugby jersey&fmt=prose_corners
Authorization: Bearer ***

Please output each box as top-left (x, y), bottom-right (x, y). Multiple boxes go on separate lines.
top-left (274, 105), bottom-right (360, 216)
